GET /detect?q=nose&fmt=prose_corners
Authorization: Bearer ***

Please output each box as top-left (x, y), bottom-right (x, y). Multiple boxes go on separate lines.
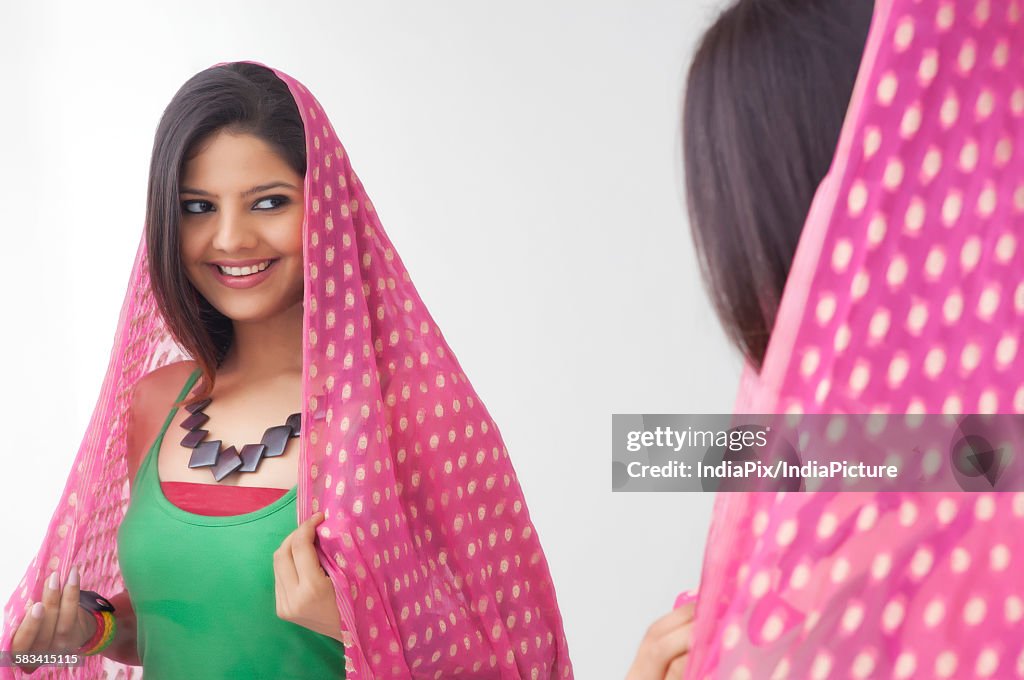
top-left (210, 206), bottom-right (259, 253)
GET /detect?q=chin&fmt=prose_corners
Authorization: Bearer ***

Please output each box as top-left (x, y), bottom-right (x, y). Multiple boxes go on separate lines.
top-left (210, 301), bottom-right (289, 322)
top-left (206, 291), bottom-right (305, 320)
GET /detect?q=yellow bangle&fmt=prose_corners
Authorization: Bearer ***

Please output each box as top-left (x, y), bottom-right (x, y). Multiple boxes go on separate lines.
top-left (81, 611), bottom-right (116, 656)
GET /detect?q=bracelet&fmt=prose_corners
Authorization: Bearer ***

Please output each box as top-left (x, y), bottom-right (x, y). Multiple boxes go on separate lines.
top-left (78, 610), bottom-right (116, 655)
top-left (77, 590), bottom-right (117, 656)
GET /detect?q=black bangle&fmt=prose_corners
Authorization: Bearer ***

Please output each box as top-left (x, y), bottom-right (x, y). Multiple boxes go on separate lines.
top-left (79, 590), bottom-right (115, 614)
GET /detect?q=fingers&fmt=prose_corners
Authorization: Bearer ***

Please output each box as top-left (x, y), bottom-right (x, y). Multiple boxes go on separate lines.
top-left (273, 527), bottom-right (300, 593)
top-left (273, 559), bottom-right (288, 618)
top-left (628, 606), bottom-right (696, 680)
top-left (673, 589), bottom-right (698, 610)
top-left (664, 653), bottom-right (690, 680)
top-left (644, 601), bottom-right (696, 639)
top-left (274, 513), bottom-right (325, 619)
top-left (11, 566), bottom-right (87, 672)
top-left (291, 512), bottom-right (327, 587)
top-left (29, 571), bottom-right (62, 653)
top-left (10, 600), bottom-right (44, 657)
top-left (52, 566), bottom-right (81, 649)
top-left (651, 620), bottom-right (693, 666)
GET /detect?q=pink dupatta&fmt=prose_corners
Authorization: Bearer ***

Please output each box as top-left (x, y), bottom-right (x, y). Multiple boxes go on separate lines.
top-left (684, 0), bottom-right (1024, 678)
top-left (1, 61), bottom-right (573, 679)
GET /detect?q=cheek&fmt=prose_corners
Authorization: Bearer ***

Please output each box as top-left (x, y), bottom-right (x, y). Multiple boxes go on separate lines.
top-left (288, 216), bottom-right (304, 254)
top-left (278, 217), bottom-right (305, 284)
top-left (178, 229), bottom-right (202, 261)
top-left (265, 214), bottom-right (304, 256)
top-left (177, 233), bottom-right (207, 284)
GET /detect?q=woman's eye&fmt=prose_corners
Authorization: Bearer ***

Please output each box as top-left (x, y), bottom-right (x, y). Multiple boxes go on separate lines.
top-left (181, 200), bottom-right (211, 214)
top-left (255, 196), bottom-right (289, 210)
top-left (180, 196), bottom-right (289, 214)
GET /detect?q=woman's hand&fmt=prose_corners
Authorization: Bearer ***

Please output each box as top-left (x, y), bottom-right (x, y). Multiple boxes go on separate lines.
top-left (9, 566), bottom-right (96, 675)
top-left (625, 600), bottom-right (696, 680)
top-left (273, 511), bottom-right (345, 643)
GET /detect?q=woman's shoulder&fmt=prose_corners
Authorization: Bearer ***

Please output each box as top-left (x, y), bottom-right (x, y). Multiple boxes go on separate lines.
top-left (135, 360), bottom-right (201, 401)
top-left (127, 360), bottom-right (200, 487)
top-left (131, 361), bottom-right (201, 422)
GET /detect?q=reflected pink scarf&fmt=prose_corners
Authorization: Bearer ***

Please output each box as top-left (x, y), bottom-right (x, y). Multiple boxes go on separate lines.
top-left (1, 60), bottom-right (573, 679)
top-left (683, 1), bottom-right (1024, 678)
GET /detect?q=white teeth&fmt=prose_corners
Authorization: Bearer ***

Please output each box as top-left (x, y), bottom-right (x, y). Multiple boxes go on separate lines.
top-left (218, 260), bottom-right (272, 277)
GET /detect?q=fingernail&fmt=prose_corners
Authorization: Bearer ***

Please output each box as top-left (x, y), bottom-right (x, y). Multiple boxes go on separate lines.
top-left (48, 572), bottom-right (58, 591)
top-left (31, 602), bottom-right (44, 619)
top-left (68, 565), bottom-right (79, 587)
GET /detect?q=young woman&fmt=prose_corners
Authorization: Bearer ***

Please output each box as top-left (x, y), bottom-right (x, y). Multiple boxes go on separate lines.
top-left (4, 61), bottom-right (573, 679)
top-left (10, 72), bottom-right (343, 676)
top-left (627, 1), bottom-right (873, 676)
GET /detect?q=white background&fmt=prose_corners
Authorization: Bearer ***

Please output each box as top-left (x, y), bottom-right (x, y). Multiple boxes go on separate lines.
top-left (1, 1), bottom-right (744, 676)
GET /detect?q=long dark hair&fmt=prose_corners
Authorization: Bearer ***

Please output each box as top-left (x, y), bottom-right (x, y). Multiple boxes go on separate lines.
top-left (682, 0), bottom-right (874, 371)
top-left (145, 62), bottom-right (306, 407)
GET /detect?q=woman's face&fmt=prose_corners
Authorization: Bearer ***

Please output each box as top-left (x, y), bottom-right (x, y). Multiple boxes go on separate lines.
top-left (179, 129), bottom-right (305, 324)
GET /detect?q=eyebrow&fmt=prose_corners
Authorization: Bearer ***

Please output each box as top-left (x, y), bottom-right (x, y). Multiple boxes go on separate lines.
top-left (179, 181), bottom-right (300, 198)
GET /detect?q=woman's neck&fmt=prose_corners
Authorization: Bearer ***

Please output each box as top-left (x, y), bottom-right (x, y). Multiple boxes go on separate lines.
top-left (217, 300), bottom-right (304, 380)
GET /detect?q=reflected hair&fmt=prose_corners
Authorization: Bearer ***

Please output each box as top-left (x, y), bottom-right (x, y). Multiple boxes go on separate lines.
top-left (145, 62), bottom-right (306, 407)
top-left (682, 0), bottom-right (873, 370)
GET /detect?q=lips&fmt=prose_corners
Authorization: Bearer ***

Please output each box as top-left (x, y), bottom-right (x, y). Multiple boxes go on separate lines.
top-left (214, 259), bottom-right (273, 276)
top-left (208, 258), bottom-right (279, 288)
top-left (209, 257), bottom-right (278, 268)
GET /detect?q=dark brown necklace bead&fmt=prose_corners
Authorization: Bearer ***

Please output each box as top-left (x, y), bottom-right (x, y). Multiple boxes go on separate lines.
top-left (179, 397), bottom-right (301, 483)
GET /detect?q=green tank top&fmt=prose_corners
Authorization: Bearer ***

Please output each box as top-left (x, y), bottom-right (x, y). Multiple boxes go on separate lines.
top-left (116, 367), bottom-right (346, 679)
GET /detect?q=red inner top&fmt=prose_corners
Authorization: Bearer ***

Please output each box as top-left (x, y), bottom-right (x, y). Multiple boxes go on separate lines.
top-left (161, 481), bottom-right (289, 516)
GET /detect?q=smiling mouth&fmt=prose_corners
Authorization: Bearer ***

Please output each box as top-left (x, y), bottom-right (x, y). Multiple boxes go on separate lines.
top-left (209, 259), bottom-right (279, 278)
